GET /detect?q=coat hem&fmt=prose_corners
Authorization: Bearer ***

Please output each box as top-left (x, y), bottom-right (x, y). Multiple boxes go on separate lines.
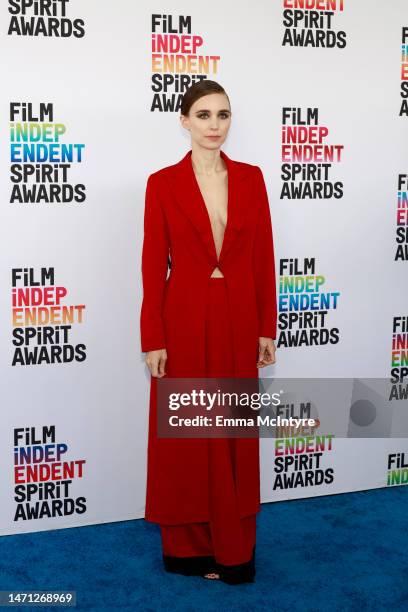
top-left (144, 504), bottom-right (261, 526)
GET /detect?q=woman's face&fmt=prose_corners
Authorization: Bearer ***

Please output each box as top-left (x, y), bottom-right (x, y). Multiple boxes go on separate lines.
top-left (180, 93), bottom-right (231, 150)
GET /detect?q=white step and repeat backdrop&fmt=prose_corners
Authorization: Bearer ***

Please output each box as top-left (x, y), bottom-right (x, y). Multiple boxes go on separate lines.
top-left (1, 1), bottom-right (407, 535)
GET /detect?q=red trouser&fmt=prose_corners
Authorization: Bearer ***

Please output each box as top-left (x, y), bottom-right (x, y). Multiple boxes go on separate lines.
top-left (160, 277), bottom-right (257, 584)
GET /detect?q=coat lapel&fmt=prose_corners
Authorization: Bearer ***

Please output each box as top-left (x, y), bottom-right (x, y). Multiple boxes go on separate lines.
top-left (166, 149), bottom-right (248, 265)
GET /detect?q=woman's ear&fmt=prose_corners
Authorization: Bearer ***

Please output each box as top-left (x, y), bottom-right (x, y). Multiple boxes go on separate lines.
top-left (180, 115), bottom-right (190, 131)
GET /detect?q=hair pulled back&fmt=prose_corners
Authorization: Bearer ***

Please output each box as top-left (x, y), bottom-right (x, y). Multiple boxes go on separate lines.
top-left (180, 80), bottom-right (230, 117)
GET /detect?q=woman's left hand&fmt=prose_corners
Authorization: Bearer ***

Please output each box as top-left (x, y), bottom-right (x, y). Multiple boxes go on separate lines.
top-left (257, 337), bottom-right (276, 367)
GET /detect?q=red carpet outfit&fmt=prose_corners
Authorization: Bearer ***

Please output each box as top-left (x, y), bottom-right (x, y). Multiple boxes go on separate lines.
top-left (140, 149), bottom-right (277, 584)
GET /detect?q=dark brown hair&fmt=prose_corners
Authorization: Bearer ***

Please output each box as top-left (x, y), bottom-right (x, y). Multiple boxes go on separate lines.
top-left (180, 80), bottom-right (230, 117)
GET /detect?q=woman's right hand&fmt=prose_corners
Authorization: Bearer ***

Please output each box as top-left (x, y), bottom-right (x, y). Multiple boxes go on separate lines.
top-left (145, 348), bottom-right (167, 378)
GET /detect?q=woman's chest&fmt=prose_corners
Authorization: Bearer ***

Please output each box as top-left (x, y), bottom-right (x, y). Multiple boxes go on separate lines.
top-left (194, 170), bottom-right (228, 230)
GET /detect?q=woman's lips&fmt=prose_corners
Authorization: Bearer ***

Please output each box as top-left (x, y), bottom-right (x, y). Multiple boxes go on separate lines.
top-left (206, 135), bottom-right (220, 139)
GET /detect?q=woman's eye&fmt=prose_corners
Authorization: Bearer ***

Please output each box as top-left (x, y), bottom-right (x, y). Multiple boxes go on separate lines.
top-left (198, 113), bottom-right (230, 119)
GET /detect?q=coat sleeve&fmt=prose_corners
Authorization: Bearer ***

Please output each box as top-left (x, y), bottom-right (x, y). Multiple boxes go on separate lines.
top-left (140, 173), bottom-right (170, 352)
top-left (252, 166), bottom-right (278, 340)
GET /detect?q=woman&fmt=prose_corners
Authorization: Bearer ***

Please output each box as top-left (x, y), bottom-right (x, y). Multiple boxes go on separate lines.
top-left (140, 80), bottom-right (277, 584)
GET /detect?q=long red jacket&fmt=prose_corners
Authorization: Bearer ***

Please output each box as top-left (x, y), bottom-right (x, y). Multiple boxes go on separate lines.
top-left (140, 148), bottom-right (277, 524)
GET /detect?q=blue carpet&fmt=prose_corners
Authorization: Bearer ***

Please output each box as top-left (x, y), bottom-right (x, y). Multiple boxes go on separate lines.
top-left (1, 486), bottom-right (407, 611)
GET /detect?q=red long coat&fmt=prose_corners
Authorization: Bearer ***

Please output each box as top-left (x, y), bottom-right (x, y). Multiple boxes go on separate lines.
top-left (140, 148), bottom-right (277, 525)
